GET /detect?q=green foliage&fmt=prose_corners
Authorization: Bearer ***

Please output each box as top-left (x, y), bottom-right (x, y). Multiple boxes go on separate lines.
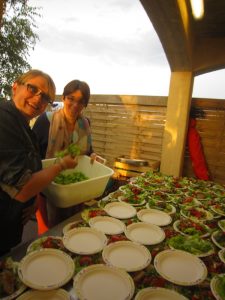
top-left (0, 1), bottom-right (40, 100)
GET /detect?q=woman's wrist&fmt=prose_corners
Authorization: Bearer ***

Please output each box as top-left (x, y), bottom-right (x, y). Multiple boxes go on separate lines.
top-left (55, 158), bottom-right (66, 171)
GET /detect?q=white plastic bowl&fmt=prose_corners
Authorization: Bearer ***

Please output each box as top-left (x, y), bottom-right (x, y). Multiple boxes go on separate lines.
top-left (42, 155), bottom-right (114, 208)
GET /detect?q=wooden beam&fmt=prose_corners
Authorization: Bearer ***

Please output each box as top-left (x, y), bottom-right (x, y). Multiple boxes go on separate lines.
top-left (139, 0), bottom-right (193, 71)
top-left (160, 71), bottom-right (193, 176)
top-left (193, 38), bottom-right (225, 74)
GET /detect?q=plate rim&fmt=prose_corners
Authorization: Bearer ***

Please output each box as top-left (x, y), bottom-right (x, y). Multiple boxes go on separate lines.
top-left (73, 263), bottom-right (135, 300)
top-left (63, 227), bottom-right (108, 254)
top-left (218, 249), bottom-right (225, 263)
top-left (211, 230), bottom-right (225, 250)
top-left (125, 222), bottom-right (165, 245)
top-left (218, 219), bottom-right (225, 231)
top-left (18, 248), bottom-right (75, 290)
top-left (211, 205), bottom-right (225, 217)
top-left (210, 274), bottom-right (225, 300)
top-left (16, 288), bottom-right (70, 300)
top-left (154, 249), bottom-right (208, 286)
top-left (134, 287), bottom-right (189, 300)
top-left (102, 240), bottom-right (151, 272)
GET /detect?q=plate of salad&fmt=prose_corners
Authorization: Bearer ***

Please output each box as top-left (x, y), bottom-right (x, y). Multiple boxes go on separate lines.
top-left (180, 206), bottom-right (214, 222)
top-left (118, 195), bottom-right (146, 207)
top-left (62, 220), bottom-right (88, 235)
top-left (210, 274), bottom-right (225, 300)
top-left (0, 257), bottom-right (26, 300)
top-left (211, 230), bottom-right (225, 250)
top-left (168, 234), bottom-right (215, 257)
top-left (81, 208), bottom-right (107, 222)
top-left (218, 219), bottom-right (225, 232)
top-left (211, 203), bottom-right (225, 217)
top-left (146, 200), bottom-right (176, 215)
top-left (173, 219), bottom-right (211, 238)
top-left (218, 249), bottom-right (225, 264)
top-left (26, 236), bottom-right (65, 253)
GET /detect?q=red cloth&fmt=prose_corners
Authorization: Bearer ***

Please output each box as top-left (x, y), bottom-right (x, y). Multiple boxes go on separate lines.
top-left (35, 194), bottom-right (49, 235)
top-left (187, 118), bottom-right (210, 180)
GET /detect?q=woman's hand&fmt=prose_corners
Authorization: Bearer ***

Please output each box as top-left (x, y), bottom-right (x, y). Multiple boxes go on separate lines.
top-left (90, 153), bottom-right (106, 165)
top-left (60, 155), bottom-right (78, 170)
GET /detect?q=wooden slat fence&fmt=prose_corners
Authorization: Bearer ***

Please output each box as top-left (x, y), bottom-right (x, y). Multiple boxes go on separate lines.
top-left (55, 95), bottom-right (225, 184)
top-left (84, 95), bottom-right (167, 169)
top-left (183, 98), bottom-right (225, 184)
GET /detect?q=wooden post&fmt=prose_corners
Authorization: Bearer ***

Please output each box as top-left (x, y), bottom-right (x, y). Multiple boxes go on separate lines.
top-left (160, 71), bottom-right (193, 176)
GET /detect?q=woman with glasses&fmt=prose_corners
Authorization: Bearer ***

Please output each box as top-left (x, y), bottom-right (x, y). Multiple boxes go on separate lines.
top-left (33, 79), bottom-right (98, 227)
top-left (0, 70), bottom-right (77, 256)
top-left (33, 79), bottom-right (93, 160)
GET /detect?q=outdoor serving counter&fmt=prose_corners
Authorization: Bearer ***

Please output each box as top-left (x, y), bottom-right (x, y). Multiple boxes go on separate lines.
top-left (1, 171), bottom-right (225, 300)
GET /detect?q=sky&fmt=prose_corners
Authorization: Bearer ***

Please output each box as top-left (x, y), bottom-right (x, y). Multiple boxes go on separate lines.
top-left (28, 0), bottom-right (225, 99)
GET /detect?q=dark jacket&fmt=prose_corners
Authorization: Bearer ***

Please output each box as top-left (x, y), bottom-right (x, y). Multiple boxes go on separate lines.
top-left (0, 101), bottom-right (42, 254)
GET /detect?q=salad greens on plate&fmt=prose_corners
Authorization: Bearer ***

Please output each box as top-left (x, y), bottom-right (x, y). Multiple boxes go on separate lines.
top-left (210, 274), bottom-right (225, 300)
top-left (168, 234), bottom-right (214, 256)
top-left (0, 257), bottom-right (26, 300)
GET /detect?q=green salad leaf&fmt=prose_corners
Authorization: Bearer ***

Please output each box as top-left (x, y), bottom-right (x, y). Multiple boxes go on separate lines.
top-left (55, 144), bottom-right (81, 158)
top-left (168, 234), bottom-right (213, 255)
top-left (54, 171), bottom-right (89, 185)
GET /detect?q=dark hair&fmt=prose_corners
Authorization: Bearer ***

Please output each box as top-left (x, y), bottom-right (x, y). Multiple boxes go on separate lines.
top-left (63, 80), bottom-right (90, 107)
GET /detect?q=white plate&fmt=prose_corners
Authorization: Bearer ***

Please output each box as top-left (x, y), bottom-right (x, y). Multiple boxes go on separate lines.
top-left (210, 274), bottom-right (225, 300)
top-left (104, 202), bottom-right (137, 219)
top-left (89, 216), bottom-right (125, 235)
top-left (154, 249), bottom-right (207, 286)
top-left (137, 209), bottom-right (172, 226)
top-left (134, 287), bottom-right (188, 300)
top-left (73, 264), bottom-right (135, 300)
top-left (18, 249), bottom-right (74, 290)
top-left (17, 288), bottom-right (70, 300)
top-left (102, 241), bottom-right (151, 272)
top-left (125, 222), bottom-right (165, 245)
top-left (218, 249), bottom-right (225, 263)
top-left (211, 231), bottom-right (225, 250)
top-left (63, 227), bottom-right (107, 254)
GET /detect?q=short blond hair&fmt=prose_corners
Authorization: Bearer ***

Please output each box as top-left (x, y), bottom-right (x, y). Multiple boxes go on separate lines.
top-left (15, 69), bottom-right (56, 101)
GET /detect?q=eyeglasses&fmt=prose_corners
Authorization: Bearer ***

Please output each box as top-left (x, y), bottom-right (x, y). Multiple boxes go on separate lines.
top-left (65, 96), bottom-right (86, 107)
top-left (24, 83), bottom-right (53, 105)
